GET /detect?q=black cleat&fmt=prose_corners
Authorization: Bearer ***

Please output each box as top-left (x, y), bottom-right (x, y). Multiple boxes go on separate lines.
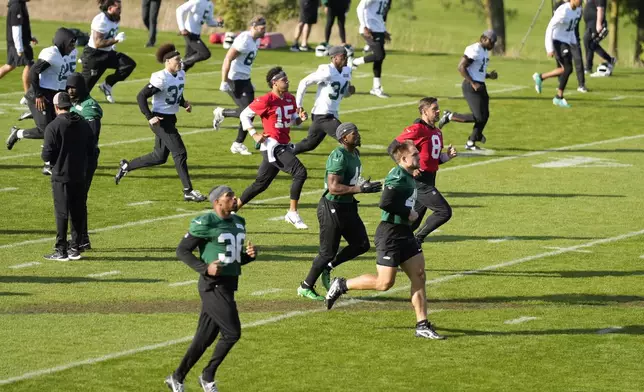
top-left (78, 240), bottom-right (91, 252)
top-left (68, 248), bottom-right (82, 260)
top-left (44, 249), bottom-right (69, 261)
top-left (115, 159), bottom-right (129, 185)
top-left (42, 163), bottom-right (52, 176)
top-left (465, 141), bottom-right (483, 151)
top-left (325, 277), bottom-right (347, 310)
top-left (415, 321), bottom-right (446, 340)
top-left (6, 126), bottom-right (20, 150)
top-left (18, 111), bottom-right (33, 121)
top-left (438, 110), bottom-right (452, 129)
top-left (184, 189), bottom-right (206, 202)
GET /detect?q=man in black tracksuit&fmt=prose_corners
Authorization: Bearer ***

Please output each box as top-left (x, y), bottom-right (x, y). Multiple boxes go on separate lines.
top-left (41, 92), bottom-right (95, 261)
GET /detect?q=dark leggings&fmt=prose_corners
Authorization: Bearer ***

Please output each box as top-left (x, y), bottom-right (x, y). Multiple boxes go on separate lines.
top-left (324, 3), bottom-right (349, 43)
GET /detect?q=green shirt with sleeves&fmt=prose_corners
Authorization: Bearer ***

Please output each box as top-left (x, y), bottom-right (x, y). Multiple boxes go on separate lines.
top-left (324, 146), bottom-right (362, 203)
top-left (381, 165), bottom-right (417, 225)
top-left (70, 95), bottom-right (103, 121)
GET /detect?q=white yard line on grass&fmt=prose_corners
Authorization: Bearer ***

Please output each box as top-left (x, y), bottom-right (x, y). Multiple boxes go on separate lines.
top-left (487, 237), bottom-right (515, 243)
top-left (0, 187), bottom-right (19, 192)
top-left (168, 280), bottom-right (198, 287)
top-left (504, 316), bottom-right (539, 325)
top-left (87, 271), bottom-right (121, 278)
top-left (251, 288), bottom-right (283, 296)
top-left (8, 262), bottom-right (41, 269)
top-left (1, 227), bottom-right (643, 385)
top-left (127, 201), bottom-right (154, 207)
top-left (543, 246), bottom-right (592, 254)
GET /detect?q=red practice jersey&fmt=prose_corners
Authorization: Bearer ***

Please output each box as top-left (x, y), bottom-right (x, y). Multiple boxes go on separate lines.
top-left (395, 119), bottom-right (444, 173)
top-left (248, 91), bottom-right (297, 145)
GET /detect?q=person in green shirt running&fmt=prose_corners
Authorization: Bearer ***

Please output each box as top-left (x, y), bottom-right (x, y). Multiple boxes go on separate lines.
top-left (166, 185), bottom-right (258, 392)
top-left (65, 72), bottom-right (103, 251)
top-left (325, 140), bottom-right (446, 339)
top-left (297, 122), bottom-right (382, 301)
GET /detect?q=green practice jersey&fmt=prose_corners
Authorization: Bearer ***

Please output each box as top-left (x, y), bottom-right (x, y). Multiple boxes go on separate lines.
top-left (189, 212), bottom-right (247, 277)
top-left (71, 96), bottom-right (103, 121)
top-left (381, 165), bottom-right (417, 225)
top-left (324, 146), bottom-right (362, 203)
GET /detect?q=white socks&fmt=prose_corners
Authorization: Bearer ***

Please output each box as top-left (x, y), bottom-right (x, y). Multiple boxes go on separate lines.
top-left (17, 129), bottom-right (24, 139)
top-left (373, 77), bottom-right (382, 90)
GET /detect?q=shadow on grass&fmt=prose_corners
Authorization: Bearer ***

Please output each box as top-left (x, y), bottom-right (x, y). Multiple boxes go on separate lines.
top-left (0, 276), bottom-right (164, 284)
top-left (424, 234), bottom-right (595, 243)
top-left (93, 172), bottom-right (260, 180)
top-left (438, 325), bottom-right (644, 337)
top-left (431, 269), bottom-right (644, 278)
top-left (0, 292), bottom-right (31, 296)
top-left (369, 293), bottom-right (644, 306)
top-left (0, 229), bottom-right (56, 235)
top-left (443, 191), bottom-right (625, 198)
top-left (82, 256), bottom-right (178, 262)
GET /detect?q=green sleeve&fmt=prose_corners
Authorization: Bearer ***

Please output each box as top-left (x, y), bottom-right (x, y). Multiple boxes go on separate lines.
top-left (326, 149), bottom-right (346, 175)
top-left (80, 97), bottom-right (103, 121)
top-left (322, 0), bottom-right (329, 6)
top-left (384, 168), bottom-right (404, 189)
top-left (188, 214), bottom-right (213, 239)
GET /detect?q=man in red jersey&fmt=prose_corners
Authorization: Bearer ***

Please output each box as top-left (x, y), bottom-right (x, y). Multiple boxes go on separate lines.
top-left (387, 97), bottom-right (457, 246)
top-left (237, 66), bottom-right (310, 229)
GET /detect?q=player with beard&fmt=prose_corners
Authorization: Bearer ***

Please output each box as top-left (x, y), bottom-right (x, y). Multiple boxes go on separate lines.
top-left (212, 15), bottom-right (266, 156)
top-left (6, 28), bottom-right (77, 159)
top-left (81, 0), bottom-right (136, 103)
top-left (236, 67), bottom-right (310, 229)
top-left (325, 140), bottom-right (445, 339)
top-left (176, 0), bottom-right (224, 73)
top-left (114, 44), bottom-right (206, 203)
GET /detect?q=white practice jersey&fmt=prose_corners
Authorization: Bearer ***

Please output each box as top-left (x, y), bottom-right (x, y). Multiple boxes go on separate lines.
top-left (463, 42), bottom-right (489, 83)
top-left (38, 46), bottom-right (77, 91)
top-left (356, 0), bottom-right (388, 34)
top-left (296, 63), bottom-right (352, 117)
top-left (545, 2), bottom-right (581, 52)
top-left (149, 69), bottom-right (187, 115)
top-left (229, 31), bottom-right (260, 81)
top-left (88, 12), bottom-right (119, 51)
top-left (176, 0), bottom-right (217, 35)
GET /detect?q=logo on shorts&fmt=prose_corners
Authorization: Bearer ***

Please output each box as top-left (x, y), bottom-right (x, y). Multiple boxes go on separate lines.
top-left (90, 69), bottom-right (98, 76)
top-left (331, 209), bottom-right (336, 214)
top-left (383, 256), bottom-right (391, 260)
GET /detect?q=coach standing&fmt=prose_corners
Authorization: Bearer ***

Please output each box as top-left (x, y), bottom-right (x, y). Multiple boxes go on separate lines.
top-left (41, 92), bottom-right (95, 261)
top-left (142, 0), bottom-right (162, 47)
top-left (291, 0), bottom-right (320, 52)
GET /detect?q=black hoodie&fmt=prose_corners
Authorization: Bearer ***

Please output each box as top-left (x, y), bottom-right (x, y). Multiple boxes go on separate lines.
top-left (66, 72), bottom-right (89, 102)
top-left (41, 111), bottom-right (95, 183)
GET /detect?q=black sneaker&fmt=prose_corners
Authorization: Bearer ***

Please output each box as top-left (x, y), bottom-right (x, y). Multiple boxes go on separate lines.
top-left (415, 321), bottom-right (446, 340)
top-left (325, 277), bottom-right (347, 310)
top-left (18, 111), bottom-right (33, 121)
top-left (298, 45), bottom-right (312, 52)
top-left (438, 110), bottom-right (451, 129)
top-left (6, 126), bottom-right (20, 150)
top-left (184, 189), bottom-right (206, 202)
top-left (290, 44), bottom-right (300, 52)
top-left (68, 248), bottom-right (82, 260)
top-left (78, 240), bottom-right (91, 252)
top-left (115, 159), bottom-right (129, 185)
top-left (42, 162), bottom-right (52, 176)
top-left (44, 249), bottom-right (69, 261)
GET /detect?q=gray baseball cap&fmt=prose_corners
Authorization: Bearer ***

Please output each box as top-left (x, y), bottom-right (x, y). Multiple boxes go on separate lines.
top-left (483, 30), bottom-right (497, 43)
top-left (328, 45), bottom-right (346, 57)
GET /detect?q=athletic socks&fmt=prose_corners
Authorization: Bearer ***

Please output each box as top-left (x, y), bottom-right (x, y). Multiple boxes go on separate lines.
top-left (373, 77), bottom-right (382, 90)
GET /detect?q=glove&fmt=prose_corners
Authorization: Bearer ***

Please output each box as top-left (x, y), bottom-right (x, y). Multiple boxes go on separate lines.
top-left (219, 80), bottom-right (232, 92)
top-left (359, 177), bottom-right (382, 193)
top-left (115, 32), bottom-right (126, 43)
top-left (592, 26), bottom-right (608, 43)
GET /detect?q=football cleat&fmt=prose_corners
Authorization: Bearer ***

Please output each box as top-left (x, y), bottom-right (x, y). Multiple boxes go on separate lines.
top-left (184, 189), bottom-right (207, 202)
top-left (465, 141), bottom-right (483, 151)
top-left (297, 285), bottom-right (325, 301)
top-left (19, 96), bottom-right (28, 105)
top-left (165, 375), bottom-right (185, 392)
top-left (198, 375), bottom-right (219, 392)
top-left (44, 249), bottom-right (69, 261)
top-left (321, 268), bottom-right (331, 291)
top-left (6, 126), bottom-right (20, 150)
top-left (289, 44), bottom-right (300, 52)
top-left (552, 97), bottom-right (571, 108)
top-left (78, 240), bottom-right (92, 252)
top-left (315, 43), bottom-right (329, 57)
top-left (532, 72), bottom-right (542, 94)
top-left (212, 107), bottom-right (224, 130)
top-left (480, 134), bottom-right (487, 144)
top-left (68, 248), bottom-right (82, 260)
top-left (285, 210), bottom-right (308, 229)
top-left (298, 45), bottom-right (312, 52)
top-left (18, 111), bottom-right (33, 121)
top-left (369, 87), bottom-right (390, 99)
top-left (325, 277), bottom-right (347, 310)
top-left (99, 82), bottom-right (115, 103)
top-left (230, 142), bottom-right (252, 155)
top-left (114, 159), bottom-right (129, 185)
top-left (577, 86), bottom-right (588, 93)
top-left (42, 162), bottom-right (52, 176)
top-left (415, 322), bottom-right (446, 340)
top-left (438, 110), bottom-right (452, 129)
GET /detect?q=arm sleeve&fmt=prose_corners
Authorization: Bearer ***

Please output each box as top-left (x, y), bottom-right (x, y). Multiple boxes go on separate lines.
top-left (357, 0), bottom-right (369, 29)
top-left (176, 234), bottom-right (209, 275)
top-left (137, 84), bottom-right (161, 120)
top-left (12, 26), bottom-right (24, 53)
top-left (240, 106), bottom-right (257, 131)
top-left (240, 251), bottom-right (256, 265)
top-left (176, 1), bottom-right (193, 31)
top-left (379, 186), bottom-right (411, 217)
top-left (29, 60), bottom-right (51, 97)
top-left (205, 3), bottom-right (219, 26)
top-left (545, 7), bottom-right (565, 53)
top-left (296, 68), bottom-right (329, 108)
top-left (41, 124), bottom-right (57, 164)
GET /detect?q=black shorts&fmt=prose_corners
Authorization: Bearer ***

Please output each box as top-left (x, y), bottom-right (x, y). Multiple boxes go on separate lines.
top-left (553, 40), bottom-right (572, 67)
top-left (374, 221), bottom-right (422, 268)
top-left (7, 44), bottom-right (33, 67)
top-left (299, 0), bottom-right (319, 24)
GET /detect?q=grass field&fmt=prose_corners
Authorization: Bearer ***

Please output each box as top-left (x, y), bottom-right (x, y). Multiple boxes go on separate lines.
top-left (1, 12), bottom-right (644, 392)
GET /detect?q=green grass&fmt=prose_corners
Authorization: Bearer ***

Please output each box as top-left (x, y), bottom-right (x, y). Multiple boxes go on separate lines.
top-left (1, 12), bottom-right (644, 392)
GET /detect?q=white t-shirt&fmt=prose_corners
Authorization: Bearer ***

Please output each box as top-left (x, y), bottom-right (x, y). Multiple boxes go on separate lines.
top-left (176, 0), bottom-right (217, 35)
top-left (88, 12), bottom-right (119, 52)
top-left (228, 31), bottom-right (260, 81)
top-left (296, 63), bottom-right (352, 117)
top-left (149, 69), bottom-right (187, 114)
top-left (545, 2), bottom-right (582, 52)
top-left (356, 0), bottom-right (387, 34)
top-left (38, 46), bottom-right (77, 91)
top-left (464, 42), bottom-right (489, 83)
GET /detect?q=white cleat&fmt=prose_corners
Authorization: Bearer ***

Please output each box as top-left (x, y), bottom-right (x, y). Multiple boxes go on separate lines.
top-left (230, 142), bottom-right (252, 155)
top-left (19, 96), bottom-right (28, 105)
top-left (577, 86), bottom-right (588, 93)
top-left (285, 210), bottom-right (308, 229)
top-left (369, 87), bottom-right (390, 98)
top-left (99, 82), bottom-right (115, 103)
top-left (212, 107), bottom-right (224, 130)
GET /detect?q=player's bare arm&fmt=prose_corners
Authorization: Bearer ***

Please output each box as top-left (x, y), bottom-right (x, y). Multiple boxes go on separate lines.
top-left (221, 47), bottom-right (241, 89)
top-left (91, 30), bottom-right (118, 49)
top-left (328, 174), bottom-right (360, 195)
top-left (458, 56), bottom-right (479, 90)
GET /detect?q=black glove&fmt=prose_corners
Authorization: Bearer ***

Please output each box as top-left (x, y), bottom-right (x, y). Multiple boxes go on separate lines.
top-left (359, 177), bottom-right (382, 193)
top-left (592, 26), bottom-right (608, 44)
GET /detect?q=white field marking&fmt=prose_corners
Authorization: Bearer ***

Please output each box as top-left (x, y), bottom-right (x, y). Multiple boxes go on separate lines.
top-left (343, 100), bottom-right (418, 114)
top-left (127, 201), bottom-right (154, 207)
top-left (543, 246), bottom-right (592, 254)
top-left (533, 156), bottom-right (632, 168)
top-left (597, 326), bottom-right (624, 334)
top-left (360, 144), bottom-right (386, 150)
top-left (2, 228), bottom-right (644, 385)
top-left (0, 187), bottom-right (19, 192)
top-left (487, 237), bottom-right (515, 243)
top-left (2, 134), bottom-right (644, 251)
top-left (267, 215), bottom-right (286, 221)
top-left (87, 271), bottom-right (121, 278)
top-left (609, 96), bottom-right (626, 101)
top-left (458, 149), bottom-right (497, 157)
top-left (250, 288), bottom-right (283, 296)
top-left (402, 78), bottom-right (419, 83)
top-left (640, 255), bottom-right (644, 259)
top-left (504, 316), bottom-right (539, 325)
top-left (8, 262), bottom-right (41, 269)
top-left (168, 280), bottom-right (198, 287)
